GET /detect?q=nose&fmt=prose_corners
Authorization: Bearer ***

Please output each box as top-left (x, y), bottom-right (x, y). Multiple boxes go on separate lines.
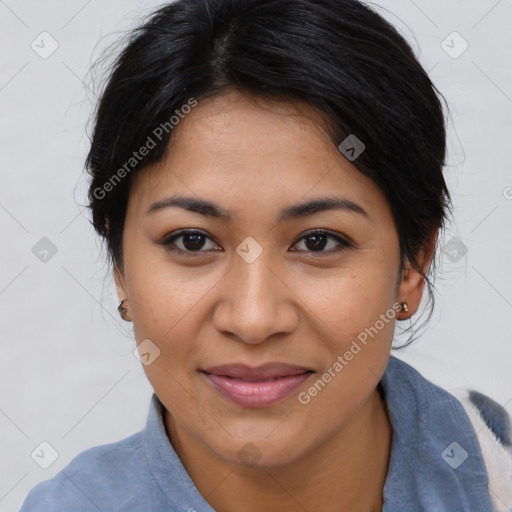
top-left (211, 248), bottom-right (299, 345)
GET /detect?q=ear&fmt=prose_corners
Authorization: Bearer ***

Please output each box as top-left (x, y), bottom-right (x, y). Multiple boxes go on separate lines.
top-left (114, 265), bottom-right (132, 322)
top-left (396, 229), bottom-right (438, 320)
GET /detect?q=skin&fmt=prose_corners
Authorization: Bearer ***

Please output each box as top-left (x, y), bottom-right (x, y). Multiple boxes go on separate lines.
top-left (114, 87), bottom-right (435, 511)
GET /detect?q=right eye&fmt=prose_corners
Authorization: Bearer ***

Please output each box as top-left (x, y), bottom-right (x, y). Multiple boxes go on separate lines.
top-left (160, 229), bottom-right (222, 255)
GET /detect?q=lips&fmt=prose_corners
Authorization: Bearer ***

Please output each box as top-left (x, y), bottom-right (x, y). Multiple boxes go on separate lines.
top-left (203, 362), bottom-right (312, 380)
top-left (200, 363), bottom-right (314, 408)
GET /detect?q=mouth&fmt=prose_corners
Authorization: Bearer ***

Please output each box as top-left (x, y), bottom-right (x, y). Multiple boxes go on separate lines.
top-left (200, 363), bottom-right (314, 408)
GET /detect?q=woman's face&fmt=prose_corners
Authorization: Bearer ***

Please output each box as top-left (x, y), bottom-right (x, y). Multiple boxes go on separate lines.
top-left (115, 88), bottom-right (425, 467)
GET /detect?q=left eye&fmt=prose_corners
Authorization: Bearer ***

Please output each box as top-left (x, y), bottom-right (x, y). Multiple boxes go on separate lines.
top-left (160, 229), bottom-right (351, 255)
top-left (291, 230), bottom-right (352, 254)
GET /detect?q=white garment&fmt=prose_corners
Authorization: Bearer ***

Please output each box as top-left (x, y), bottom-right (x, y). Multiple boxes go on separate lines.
top-left (456, 389), bottom-right (512, 512)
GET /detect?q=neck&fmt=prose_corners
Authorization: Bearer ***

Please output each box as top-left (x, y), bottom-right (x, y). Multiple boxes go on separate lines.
top-left (165, 387), bottom-right (393, 512)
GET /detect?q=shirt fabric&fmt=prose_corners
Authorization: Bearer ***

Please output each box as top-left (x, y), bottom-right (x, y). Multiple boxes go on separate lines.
top-left (19, 355), bottom-right (498, 511)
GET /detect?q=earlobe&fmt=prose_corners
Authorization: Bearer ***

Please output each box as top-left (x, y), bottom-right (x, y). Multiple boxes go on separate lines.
top-left (117, 299), bottom-right (131, 321)
top-left (113, 266), bottom-right (132, 322)
top-left (396, 266), bottom-right (426, 319)
top-left (396, 231), bottom-right (437, 320)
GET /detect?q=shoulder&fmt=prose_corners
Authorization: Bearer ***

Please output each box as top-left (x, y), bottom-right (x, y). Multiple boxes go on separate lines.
top-left (388, 356), bottom-right (512, 451)
top-left (385, 357), bottom-right (511, 443)
top-left (450, 388), bottom-right (512, 512)
top-left (18, 432), bottom-right (153, 512)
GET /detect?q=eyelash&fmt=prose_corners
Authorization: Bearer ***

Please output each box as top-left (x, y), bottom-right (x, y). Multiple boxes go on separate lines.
top-left (159, 229), bottom-right (353, 256)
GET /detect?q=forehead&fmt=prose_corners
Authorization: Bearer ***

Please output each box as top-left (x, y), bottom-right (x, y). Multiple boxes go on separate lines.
top-left (128, 88), bottom-right (390, 222)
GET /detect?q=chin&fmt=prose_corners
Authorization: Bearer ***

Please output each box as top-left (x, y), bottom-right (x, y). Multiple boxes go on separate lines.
top-left (199, 424), bottom-right (314, 469)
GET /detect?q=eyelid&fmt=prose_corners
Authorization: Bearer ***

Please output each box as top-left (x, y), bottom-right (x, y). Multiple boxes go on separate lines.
top-left (291, 229), bottom-right (354, 252)
top-left (296, 228), bottom-right (353, 244)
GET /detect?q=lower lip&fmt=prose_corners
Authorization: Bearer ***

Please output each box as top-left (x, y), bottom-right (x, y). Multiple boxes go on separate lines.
top-left (203, 372), bottom-right (313, 408)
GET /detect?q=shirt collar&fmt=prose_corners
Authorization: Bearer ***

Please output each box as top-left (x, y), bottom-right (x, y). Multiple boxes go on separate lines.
top-left (142, 393), bottom-right (216, 511)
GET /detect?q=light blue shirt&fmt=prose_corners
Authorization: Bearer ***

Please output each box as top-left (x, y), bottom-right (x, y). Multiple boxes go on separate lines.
top-left (19, 355), bottom-right (499, 511)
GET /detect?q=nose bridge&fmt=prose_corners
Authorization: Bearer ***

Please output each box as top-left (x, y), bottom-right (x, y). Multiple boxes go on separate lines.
top-left (214, 244), bottom-right (296, 344)
top-left (233, 246), bottom-right (279, 316)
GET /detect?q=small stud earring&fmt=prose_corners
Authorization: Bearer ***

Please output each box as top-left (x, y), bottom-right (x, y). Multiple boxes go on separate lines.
top-left (400, 302), bottom-right (409, 313)
top-left (117, 299), bottom-right (129, 321)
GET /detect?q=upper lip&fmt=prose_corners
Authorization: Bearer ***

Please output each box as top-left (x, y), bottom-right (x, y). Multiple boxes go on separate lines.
top-left (201, 363), bottom-right (313, 380)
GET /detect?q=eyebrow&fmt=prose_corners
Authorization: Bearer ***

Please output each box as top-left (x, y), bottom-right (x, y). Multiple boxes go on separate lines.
top-left (147, 194), bottom-right (368, 221)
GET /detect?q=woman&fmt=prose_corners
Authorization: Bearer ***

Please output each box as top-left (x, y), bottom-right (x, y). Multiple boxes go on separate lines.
top-left (19, 0), bottom-right (512, 510)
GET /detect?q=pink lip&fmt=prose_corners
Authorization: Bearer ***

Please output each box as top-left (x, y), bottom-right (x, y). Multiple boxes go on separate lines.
top-left (201, 363), bottom-right (313, 408)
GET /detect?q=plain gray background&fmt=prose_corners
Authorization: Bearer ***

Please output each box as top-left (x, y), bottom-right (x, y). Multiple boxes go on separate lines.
top-left (1, 0), bottom-right (511, 510)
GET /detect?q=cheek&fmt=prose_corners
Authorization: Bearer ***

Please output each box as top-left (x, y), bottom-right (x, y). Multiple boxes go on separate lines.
top-left (293, 256), bottom-right (398, 344)
top-left (293, 257), bottom-right (398, 412)
top-left (318, 268), bottom-right (397, 393)
top-left (123, 250), bottom-right (216, 381)
top-left (126, 245), bottom-right (221, 339)
top-left (294, 268), bottom-right (397, 427)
